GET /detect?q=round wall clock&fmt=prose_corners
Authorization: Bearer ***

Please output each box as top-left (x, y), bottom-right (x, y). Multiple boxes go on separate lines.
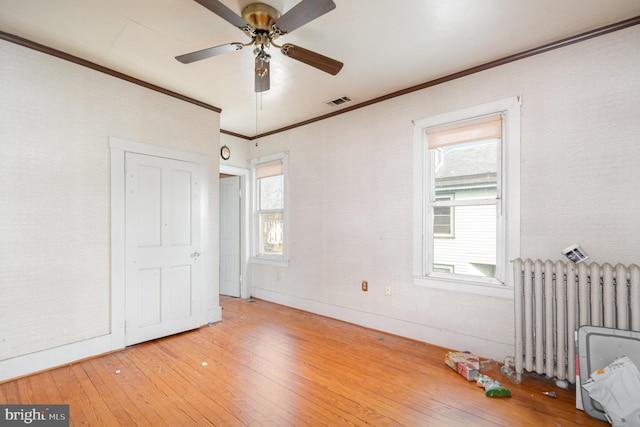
top-left (220, 145), bottom-right (230, 160)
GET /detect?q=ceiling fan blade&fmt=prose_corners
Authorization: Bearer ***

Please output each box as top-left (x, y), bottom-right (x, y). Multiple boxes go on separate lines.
top-left (255, 61), bottom-right (270, 92)
top-left (280, 43), bottom-right (343, 75)
top-left (193, 0), bottom-right (249, 28)
top-left (274, 0), bottom-right (336, 34)
top-left (176, 42), bottom-right (243, 64)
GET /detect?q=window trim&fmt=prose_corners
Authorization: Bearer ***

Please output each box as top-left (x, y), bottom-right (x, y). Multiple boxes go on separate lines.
top-left (251, 152), bottom-right (289, 267)
top-left (412, 97), bottom-right (521, 299)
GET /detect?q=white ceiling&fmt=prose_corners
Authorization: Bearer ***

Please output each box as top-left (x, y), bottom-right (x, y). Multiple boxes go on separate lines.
top-left (1, 0), bottom-right (639, 137)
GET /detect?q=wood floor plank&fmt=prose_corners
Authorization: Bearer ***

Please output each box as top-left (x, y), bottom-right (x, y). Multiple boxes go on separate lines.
top-left (102, 350), bottom-right (187, 426)
top-left (130, 339), bottom-right (258, 426)
top-left (67, 362), bottom-right (126, 427)
top-left (1, 296), bottom-right (605, 426)
top-left (183, 324), bottom-right (377, 426)
top-left (28, 372), bottom-right (64, 404)
top-left (80, 357), bottom-right (139, 426)
top-left (158, 329), bottom-right (345, 426)
top-left (212, 300), bottom-right (503, 425)
top-left (2, 380), bottom-right (20, 403)
top-left (199, 313), bottom-right (391, 425)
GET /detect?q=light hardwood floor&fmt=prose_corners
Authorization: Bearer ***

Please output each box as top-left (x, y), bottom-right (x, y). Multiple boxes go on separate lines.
top-left (1, 297), bottom-right (604, 426)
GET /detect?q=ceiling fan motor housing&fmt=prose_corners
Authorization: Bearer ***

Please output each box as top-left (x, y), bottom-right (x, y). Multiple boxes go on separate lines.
top-left (242, 3), bottom-right (280, 31)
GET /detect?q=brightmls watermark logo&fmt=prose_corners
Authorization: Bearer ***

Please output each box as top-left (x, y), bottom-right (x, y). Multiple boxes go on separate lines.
top-left (0, 405), bottom-right (68, 426)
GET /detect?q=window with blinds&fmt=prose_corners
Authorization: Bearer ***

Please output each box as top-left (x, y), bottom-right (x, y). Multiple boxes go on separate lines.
top-left (427, 113), bottom-right (502, 280)
top-left (252, 153), bottom-right (288, 263)
top-left (413, 97), bottom-right (520, 294)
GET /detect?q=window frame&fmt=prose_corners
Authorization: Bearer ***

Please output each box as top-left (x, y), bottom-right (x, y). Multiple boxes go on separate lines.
top-left (250, 152), bottom-right (289, 267)
top-left (412, 97), bottom-right (521, 298)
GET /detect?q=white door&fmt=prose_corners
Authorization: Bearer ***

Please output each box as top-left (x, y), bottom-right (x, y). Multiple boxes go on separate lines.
top-left (125, 152), bottom-right (203, 346)
top-left (219, 175), bottom-right (241, 297)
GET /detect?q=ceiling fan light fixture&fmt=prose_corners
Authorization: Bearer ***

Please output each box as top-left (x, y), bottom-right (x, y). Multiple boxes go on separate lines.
top-left (255, 50), bottom-right (271, 77)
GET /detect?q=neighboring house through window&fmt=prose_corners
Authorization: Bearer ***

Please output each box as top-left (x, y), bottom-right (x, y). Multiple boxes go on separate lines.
top-left (412, 97), bottom-right (521, 297)
top-left (251, 152), bottom-right (289, 266)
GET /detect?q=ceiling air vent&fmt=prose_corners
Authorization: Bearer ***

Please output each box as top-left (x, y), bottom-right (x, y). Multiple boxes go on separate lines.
top-left (325, 96), bottom-right (352, 107)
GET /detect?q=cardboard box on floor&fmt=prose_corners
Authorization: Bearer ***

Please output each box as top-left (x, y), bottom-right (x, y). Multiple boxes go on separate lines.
top-left (445, 351), bottom-right (480, 381)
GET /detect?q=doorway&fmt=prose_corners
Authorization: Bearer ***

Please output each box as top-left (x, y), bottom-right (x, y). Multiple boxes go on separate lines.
top-left (219, 165), bottom-right (249, 299)
top-left (110, 137), bottom-right (217, 350)
top-left (124, 152), bottom-right (204, 346)
top-left (219, 174), bottom-right (240, 296)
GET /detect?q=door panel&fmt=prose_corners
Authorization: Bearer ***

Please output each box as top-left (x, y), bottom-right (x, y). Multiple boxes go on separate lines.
top-left (170, 265), bottom-right (192, 319)
top-left (137, 165), bottom-right (162, 247)
top-left (137, 268), bottom-right (161, 327)
top-left (125, 152), bottom-right (202, 346)
top-left (171, 169), bottom-right (193, 245)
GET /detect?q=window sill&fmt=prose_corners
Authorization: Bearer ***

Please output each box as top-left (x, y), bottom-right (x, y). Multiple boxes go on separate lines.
top-left (413, 275), bottom-right (514, 299)
top-left (251, 257), bottom-right (289, 268)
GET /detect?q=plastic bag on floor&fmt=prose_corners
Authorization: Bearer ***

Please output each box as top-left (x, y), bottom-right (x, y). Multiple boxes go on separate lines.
top-left (582, 356), bottom-right (640, 427)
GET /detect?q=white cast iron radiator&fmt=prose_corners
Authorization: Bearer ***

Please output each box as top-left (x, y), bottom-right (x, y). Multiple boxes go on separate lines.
top-left (513, 258), bottom-right (640, 383)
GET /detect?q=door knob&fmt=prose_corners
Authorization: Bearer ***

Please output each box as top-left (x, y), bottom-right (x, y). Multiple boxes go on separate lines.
top-left (191, 251), bottom-right (201, 259)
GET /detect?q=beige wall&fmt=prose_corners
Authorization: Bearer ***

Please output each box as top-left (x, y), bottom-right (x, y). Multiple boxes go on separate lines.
top-left (1, 22), bottom-right (638, 376)
top-left (0, 40), bottom-right (220, 373)
top-left (219, 133), bottom-right (252, 170)
top-left (248, 25), bottom-right (640, 360)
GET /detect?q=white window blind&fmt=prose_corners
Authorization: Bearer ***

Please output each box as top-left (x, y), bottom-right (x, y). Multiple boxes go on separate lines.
top-left (427, 114), bottom-right (502, 149)
top-left (251, 153), bottom-right (289, 266)
top-left (256, 160), bottom-right (283, 179)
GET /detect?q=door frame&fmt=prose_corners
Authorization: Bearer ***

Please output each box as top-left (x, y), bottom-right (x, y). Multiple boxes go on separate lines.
top-left (220, 164), bottom-right (250, 299)
top-left (110, 137), bottom-right (216, 349)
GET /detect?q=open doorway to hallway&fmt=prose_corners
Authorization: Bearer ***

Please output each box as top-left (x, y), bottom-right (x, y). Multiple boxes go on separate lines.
top-left (219, 166), bottom-right (250, 298)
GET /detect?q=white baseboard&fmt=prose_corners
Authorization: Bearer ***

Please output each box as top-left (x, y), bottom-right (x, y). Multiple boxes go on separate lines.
top-left (251, 288), bottom-right (514, 362)
top-left (0, 334), bottom-right (118, 382)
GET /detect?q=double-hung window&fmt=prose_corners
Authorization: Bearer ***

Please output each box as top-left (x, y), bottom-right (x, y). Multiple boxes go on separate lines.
top-left (413, 97), bottom-right (520, 297)
top-left (251, 153), bottom-right (288, 265)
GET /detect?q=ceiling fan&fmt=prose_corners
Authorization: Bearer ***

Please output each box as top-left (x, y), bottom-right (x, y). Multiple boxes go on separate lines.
top-left (176, 0), bottom-right (344, 92)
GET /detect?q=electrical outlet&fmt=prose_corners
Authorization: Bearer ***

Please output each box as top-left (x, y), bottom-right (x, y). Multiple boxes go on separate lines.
top-left (385, 285), bottom-right (392, 296)
top-left (362, 280), bottom-right (368, 292)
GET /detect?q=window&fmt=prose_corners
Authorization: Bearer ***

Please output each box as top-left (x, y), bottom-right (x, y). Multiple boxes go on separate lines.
top-left (431, 116), bottom-right (500, 279)
top-left (434, 194), bottom-right (454, 237)
top-left (412, 97), bottom-right (520, 297)
top-left (251, 153), bottom-right (288, 265)
top-left (433, 264), bottom-right (455, 274)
